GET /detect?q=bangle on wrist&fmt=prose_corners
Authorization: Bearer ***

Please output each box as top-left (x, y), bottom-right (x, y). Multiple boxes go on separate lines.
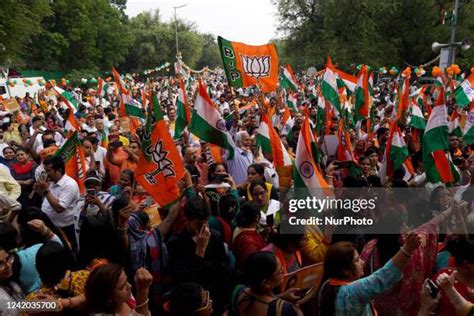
top-left (42, 189), bottom-right (49, 196)
top-left (117, 226), bottom-right (128, 231)
top-left (135, 298), bottom-right (149, 309)
top-left (400, 246), bottom-right (412, 257)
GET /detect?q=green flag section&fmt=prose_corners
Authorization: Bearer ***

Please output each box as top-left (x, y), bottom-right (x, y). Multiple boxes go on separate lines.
top-left (189, 82), bottom-right (236, 159)
top-left (409, 102), bottom-right (426, 129)
top-left (218, 36), bottom-right (279, 93)
top-left (321, 57), bottom-right (342, 115)
top-left (448, 109), bottom-right (462, 137)
top-left (135, 90), bottom-right (185, 208)
top-left (334, 68), bottom-right (357, 94)
top-left (287, 93), bottom-right (298, 112)
top-left (174, 78), bottom-right (191, 139)
top-left (354, 65), bottom-right (370, 121)
top-left (294, 116), bottom-right (330, 197)
top-left (423, 89), bottom-right (456, 184)
top-left (463, 106), bottom-right (474, 145)
top-left (256, 114), bottom-right (292, 167)
top-left (120, 94), bottom-right (145, 119)
top-left (55, 86), bottom-right (78, 110)
top-left (380, 122), bottom-right (409, 185)
top-left (280, 64), bottom-right (298, 92)
top-left (454, 73), bottom-right (474, 107)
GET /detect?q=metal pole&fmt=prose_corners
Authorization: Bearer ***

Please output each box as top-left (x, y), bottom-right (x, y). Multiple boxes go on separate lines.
top-left (174, 8), bottom-right (179, 56)
top-left (448, 0), bottom-right (460, 65)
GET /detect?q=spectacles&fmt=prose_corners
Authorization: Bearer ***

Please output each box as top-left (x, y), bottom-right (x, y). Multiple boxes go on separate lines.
top-left (194, 290), bottom-right (211, 313)
top-left (0, 255), bottom-right (14, 270)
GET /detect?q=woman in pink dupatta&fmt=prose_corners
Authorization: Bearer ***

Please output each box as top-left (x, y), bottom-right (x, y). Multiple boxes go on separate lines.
top-left (361, 195), bottom-right (456, 315)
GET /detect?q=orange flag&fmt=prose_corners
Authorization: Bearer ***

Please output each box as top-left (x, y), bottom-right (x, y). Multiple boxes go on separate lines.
top-left (54, 132), bottom-right (87, 194)
top-left (135, 91), bottom-right (185, 208)
top-left (218, 36), bottom-right (279, 92)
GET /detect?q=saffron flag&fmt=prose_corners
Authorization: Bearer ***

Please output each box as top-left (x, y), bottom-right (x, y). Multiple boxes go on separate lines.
top-left (135, 92), bottom-right (185, 208)
top-left (112, 67), bottom-right (129, 95)
top-left (218, 36), bottom-right (279, 92)
top-left (354, 65), bottom-right (370, 121)
top-left (54, 132), bottom-right (87, 194)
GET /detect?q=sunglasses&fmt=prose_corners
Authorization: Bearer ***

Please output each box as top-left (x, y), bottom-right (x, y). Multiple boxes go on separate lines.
top-left (194, 290), bottom-right (211, 313)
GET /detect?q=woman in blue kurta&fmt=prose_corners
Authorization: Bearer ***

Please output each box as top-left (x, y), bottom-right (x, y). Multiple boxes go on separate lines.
top-left (319, 233), bottom-right (421, 316)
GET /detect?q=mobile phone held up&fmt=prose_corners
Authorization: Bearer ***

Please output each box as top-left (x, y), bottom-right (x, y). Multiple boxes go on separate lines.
top-left (425, 279), bottom-right (439, 298)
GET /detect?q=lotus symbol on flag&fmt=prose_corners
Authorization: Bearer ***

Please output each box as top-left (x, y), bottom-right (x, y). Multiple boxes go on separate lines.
top-left (241, 55), bottom-right (271, 79)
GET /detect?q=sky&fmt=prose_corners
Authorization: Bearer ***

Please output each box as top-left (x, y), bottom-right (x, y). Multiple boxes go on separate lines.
top-left (125, 0), bottom-right (279, 45)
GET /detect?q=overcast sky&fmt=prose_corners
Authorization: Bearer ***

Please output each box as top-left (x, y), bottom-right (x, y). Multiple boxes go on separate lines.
top-left (125, 0), bottom-right (278, 45)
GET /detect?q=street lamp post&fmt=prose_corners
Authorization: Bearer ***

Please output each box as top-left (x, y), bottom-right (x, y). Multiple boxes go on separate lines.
top-left (173, 4), bottom-right (187, 57)
top-left (447, 0), bottom-right (460, 66)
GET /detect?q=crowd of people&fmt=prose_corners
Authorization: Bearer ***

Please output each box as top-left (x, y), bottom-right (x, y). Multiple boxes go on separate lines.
top-left (0, 68), bottom-right (473, 316)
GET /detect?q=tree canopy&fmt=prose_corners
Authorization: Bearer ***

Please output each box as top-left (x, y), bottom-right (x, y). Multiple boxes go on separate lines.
top-left (272, 0), bottom-right (474, 71)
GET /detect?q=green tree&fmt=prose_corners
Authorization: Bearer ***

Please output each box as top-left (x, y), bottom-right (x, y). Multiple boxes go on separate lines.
top-left (20, 0), bottom-right (133, 73)
top-left (0, 0), bottom-right (52, 67)
top-left (273, 0), bottom-right (474, 70)
top-left (124, 10), bottom-right (206, 72)
top-left (195, 34), bottom-right (221, 69)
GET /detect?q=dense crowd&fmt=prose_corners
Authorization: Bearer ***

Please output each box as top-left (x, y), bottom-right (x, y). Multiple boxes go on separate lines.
top-left (0, 70), bottom-right (473, 316)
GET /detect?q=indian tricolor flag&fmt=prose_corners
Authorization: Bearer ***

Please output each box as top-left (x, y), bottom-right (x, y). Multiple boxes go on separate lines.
top-left (54, 131), bottom-right (87, 194)
top-left (397, 74), bottom-right (410, 120)
top-left (287, 93), bottom-right (298, 112)
top-left (281, 64), bottom-right (298, 92)
top-left (334, 68), bottom-right (357, 94)
top-left (380, 122), bottom-right (410, 185)
top-left (53, 87), bottom-right (80, 134)
top-left (281, 106), bottom-right (294, 136)
top-left (408, 100), bottom-right (426, 129)
top-left (294, 116), bottom-right (330, 196)
top-left (256, 114), bottom-right (292, 167)
top-left (462, 102), bottom-right (474, 145)
top-left (423, 89), bottom-right (457, 184)
top-left (454, 72), bottom-right (474, 108)
top-left (174, 78), bottom-right (191, 139)
top-left (121, 94), bottom-right (145, 119)
top-left (189, 82), bottom-right (236, 159)
top-left (321, 56), bottom-right (342, 115)
top-left (448, 108), bottom-right (462, 137)
top-left (54, 86), bottom-right (78, 110)
top-left (112, 66), bottom-right (129, 95)
top-left (97, 77), bottom-right (110, 98)
top-left (354, 65), bottom-right (370, 121)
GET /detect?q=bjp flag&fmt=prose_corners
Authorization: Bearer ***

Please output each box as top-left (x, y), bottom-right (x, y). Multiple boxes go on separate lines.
top-left (218, 36), bottom-right (279, 93)
top-left (54, 132), bottom-right (87, 194)
top-left (135, 91), bottom-right (185, 208)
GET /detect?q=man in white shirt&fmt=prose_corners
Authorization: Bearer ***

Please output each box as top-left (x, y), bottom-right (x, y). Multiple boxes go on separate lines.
top-left (225, 131), bottom-right (254, 185)
top-left (216, 95), bottom-right (230, 114)
top-left (34, 155), bottom-right (80, 252)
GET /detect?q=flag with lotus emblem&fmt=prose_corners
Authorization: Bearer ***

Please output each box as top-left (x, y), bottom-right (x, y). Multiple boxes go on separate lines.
top-left (218, 36), bottom-right (279, 93)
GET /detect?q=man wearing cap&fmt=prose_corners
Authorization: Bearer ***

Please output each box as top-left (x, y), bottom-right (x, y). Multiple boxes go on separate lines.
top-left (72, 173), bottom-right (115, 251)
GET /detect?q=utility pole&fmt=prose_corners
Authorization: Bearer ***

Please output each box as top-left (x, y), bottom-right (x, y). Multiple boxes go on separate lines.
top-left (173, 4), bottom-right (187, 56)
top-left (448, 0), bottom-right (460, 65)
